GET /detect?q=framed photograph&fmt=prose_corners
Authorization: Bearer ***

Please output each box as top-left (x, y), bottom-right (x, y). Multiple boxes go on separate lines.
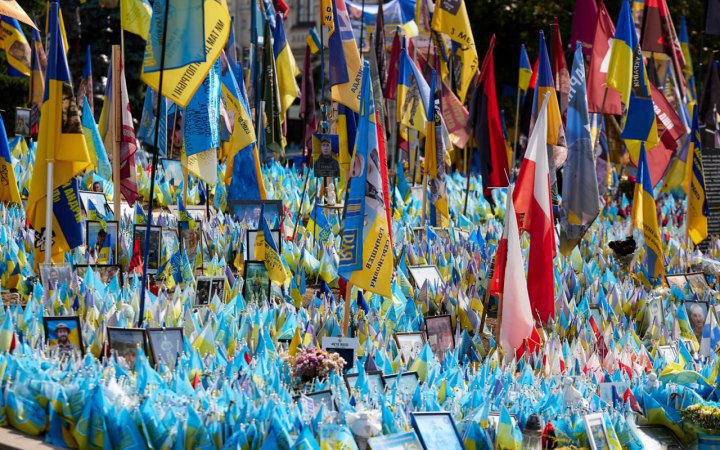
top-left (244, 228), bottom-right (282, 260)
top-left (647, 296), bottom-right (664, 330)
top-left (107, 327), bottom-right (147, 370)
top-left (78, 191), bottom-right (113, 218)
top-left (312, 133), bottom-right (340, 178)
top-left (383, 371), bottom-right (420, 395)
top-left (39, 263), bottom-right (72, 292)
top-left (634, 426), bottom-right (683, 449)
top-left (228, 200), bottom-right (283, 229)
top-left (146, 328), bottom-right (183, 370)
top-left (295, 389), bottom-right (336, 415)
top-left (657, 344), bottom-right (678, 363)
top-left (598, 382), bottom-right (630, 404)
top-left (410, 412), bottom-right (464, 450)
top-left (195, 276), bottom-right (225, 306)
top-left (133, 225), bottom-right (162, 274)
top-left (180, 226), bottom-right (203, 269)
top-left (344, 370), bottom-right (385, 394)
top-left (43, 316), bottom-right (83, 355)
top-left (322, 336), bottom-right (359, 372)
top-left (367, 431), bottom-right (424, 450)
top-left (15, 107), bottom-right (30, 137)
top-left (684, 300), bottom-right (709, 342)
top-left (243, 261), bottom-right (271, 303)
top-left (168, 204), bottom-right (207, 224)
top-left (394, 332), bottom-right (426, 363)
top-left (408, 265), bottom-right (444, 290)
top-left (85, 220), bottom-right (119, 264)
top-left (584, 413), bottom-right (611, 450)
top-left (665, 274), bottom-right (688, 290)
top-left (74, 264), bottom-right (122, 287)
top-left (686, 272), bottom-right (710, 295)
top-left (425, 315), bottom-right (455, 361)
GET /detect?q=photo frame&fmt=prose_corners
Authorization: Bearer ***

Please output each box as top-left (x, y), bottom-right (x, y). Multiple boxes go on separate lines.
top-left (584, 413), bottom-right (611, 450)
top-left (180, 226), bottom-right (204, 270)
top-left (394, 332), bottom-right (426, 364)
top-left (344, 370), bottom-right (385, 394)
top-left (382, 371), bottom-right (420, 395)
top-left (367, 431), bottom-right (423, 450)
top-left (74, 264), bottom-right (122, 287)
top-left (244, 228), bottom-right (282, 260)
top-left (322, 336), bottom-right (359, 372)
top-left (106, 327), bottom-right (147, 370)
top-left (598, 382), bottom-right (630, 405)
top-left (243, 260), bottom-right (271, 303)
top-left (146, 328), bottom-right (183, 370)
top-left (684, 300), bottom-right (709, 342)
top-left (195, 276), bottom-right (225, 306)
top-left (686, 272), bottom-right (710, 296)
top-left (634, 426), bottom-right (683, 449)
top-left (43, 316), bottom-right (84, 355)
top-left (85, 220), bottom-right (119, 265)
top-left (657, 344), bottom-right (679, 363)
top-left (132, 225), bottom-right (162, 274)
top-left (168, 204), bottom-right (208, 224)
top-left (40, 262), bottom-right (72, 292)
top-left (228, 200), bottom-right (283, 229)
top-left (425, 315), bottom-right (455, 361)
top-left (295, 389), bottom-right (336, 414)
top-left (312, 133), bottom-right (340, 178)
top-left (410, 412), bottom-right (464, 450)
top-left (14, 107), bottom-right (30, 137)
top-left (665, 274), bottom-right (688, 290)
top-left (78, 191), bottom-right (113, 218)
top-left (408, 265), bottom-right (444, 290)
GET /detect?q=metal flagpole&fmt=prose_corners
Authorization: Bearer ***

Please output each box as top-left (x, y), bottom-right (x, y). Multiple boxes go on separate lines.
top-left (138, 0), bottom-right (171, 327)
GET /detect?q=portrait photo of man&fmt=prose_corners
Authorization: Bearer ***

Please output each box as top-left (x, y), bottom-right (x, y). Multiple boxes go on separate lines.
top-left (313, 134), bottom-right (340, 178)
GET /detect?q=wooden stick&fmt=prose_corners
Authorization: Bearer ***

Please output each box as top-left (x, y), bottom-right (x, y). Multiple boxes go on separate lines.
top-left (494, 292), bottom-right (503, 347)
top-left (342, 281), bottom-right (353, 336)
top-left (421, 173), bottom-right (428, 226)
top-left (111, 45), bottom-right (121, 221)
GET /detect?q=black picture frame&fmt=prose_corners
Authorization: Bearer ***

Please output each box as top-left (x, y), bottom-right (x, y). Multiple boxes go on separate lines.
top-left (635, 425), bottom-right (683, 449)
top-left (382, 371), bottom-right (420, 395)
top-left (344, 370), bottom-right (385, 394)
top-left (394, 332), bottom-right (426, 364)
top-left (43, 315), bottom-right (84, 355)
top-left (425, 314), bottom-right (455, 361)
top-left (408, 265), bottom-right (444, 290)
top-left (106, 327), bottom-right (147, 370)
top-left (146, 327), bottom-right (183, 370)
top-left (179, 225), bottom-right (204, 271)
top-left (295, 389), bottom-right (337, 414)
top-left (78, 190), bottom-right (113, 218)
top-left (195, 276), bottom-right (225, 306)
top-left (228, 199), bottom-right (283, 229)
top-left (410, 412), bottom-right (464, 450)
top-left (132, 225), bottom-right (163, 274)
top-left (39, 262), bottom-right (72, 292)
top-left (14, 107), bottom-right (30, 137)
top-left (85, 220), bottom-right (119, 265)
top-left (243, 260), bottom-right (271, 303)
top-left (74, 264), bottom-right (123, 287)
top-left (684, 300), bottom-right (709, 342)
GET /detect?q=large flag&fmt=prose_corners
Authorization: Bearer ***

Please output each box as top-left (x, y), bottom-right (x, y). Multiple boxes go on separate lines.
top-left (497, 186), bottom-right (533, 354)
top-left (698, 51), bottom-right (719, 149)
top-left (646, 81), bottom-right (684, 186)
top-left (120, 0), bottom-right (152, 39)
top-left (632, 144), bottom-right (664, 281)
top-left (141, 0), bottom-right (231, 107)
top-left (262, 21), bottom-right (284, 158)
top-left (81, 96), bottom-right (112, 181)
top-left (329, 0), bottom-right (363, 112)
top-left (640, 0), bottom-right (685, 93)
top-left (0, 116), bottom-right (21, 205)
top-left (513, 93), bottom-right (556, 323)
top-left (607, 0), bottom-right (658, 162)
top-left (28, 1), bottom-right (91, 262)
top-left (469, 35), bottom-right (509, 196)
top-left (29, 27), bottom-right (45, 136)
top-left (686, 109), bottom-right (708, 245)
top-left (338, 62), bottom-right (394, 298)
top-left (397, 48), bottom-right (431, 135)
top-left (431, 0), bottom-right (477, 101)
top-left (273, 13), bottom-right (300, 122)
top-left (77, 45), bottom-right (93, 114)
top-left (424, 73), bottom-right (449, 227)
top-left (0, 17), bottom-right (30, 77)
top-left (118, 60), bottom-right (139, 205)
top-left (183, 59), bottom-right (221, 157)
top-left (560, 44), bottom-right (599, 256)
top-left (587, 0), bottom-right (622, 115)
top-left (570, 0), bottom-right (598, 56)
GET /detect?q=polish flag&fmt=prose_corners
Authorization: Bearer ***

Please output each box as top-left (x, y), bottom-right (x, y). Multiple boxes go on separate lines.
top-left (513, 92), bottom-right (556, 324)
top-left (498, 186), bottom-right (535, 355)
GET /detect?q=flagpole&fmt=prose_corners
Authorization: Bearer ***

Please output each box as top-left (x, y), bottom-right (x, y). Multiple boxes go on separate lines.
top-left (43, 166), bottom-right (53, 264)
top-left (494, 292), bottom-right (503, 347)
top-left (342, 280), bottom-right (352, 336)
top-left (139, 0), bottom-right (171, 328)
top-left (111, 45), bottom-right (122, 221)
top-left (511, 88), bottom-right (522, 176)
top-left (463, 144), bottom-right (472, 217)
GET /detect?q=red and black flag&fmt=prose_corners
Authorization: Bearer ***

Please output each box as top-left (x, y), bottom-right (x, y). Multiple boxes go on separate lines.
top-left (641, 0), bottom-right (685, 91)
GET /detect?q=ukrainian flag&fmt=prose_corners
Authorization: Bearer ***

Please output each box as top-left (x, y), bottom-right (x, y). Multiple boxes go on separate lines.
top-left (397, 48), bottom-right (431, 135)
top-left (518, 43), bottom-right (532, 94)
top-left (27, 1), bottom-right (91, 263)
top-left (0, 17), bottom-right (30, 77)
top-left (81, 96), bottom-right (112, 181)
top-left (532, 31), bottom-right (565, 149)
top-left (29, 27), bottom-right (44, 119)
top-left (679, 16), bottom-right (697, 103)
top-left (0, 116), bottom-right (21, 205)
top-left (632, 144), bottom-right (664, 281)
top-left (120, 0), bottom-right (151, 39)
top-left (261, 214), bottom-right (290, 285)
top-left (329, 0), bottom-right (362, 112)
top-left (273, 14), bottom-right (300, 122)
top-left (686, 109), bottom-right (708, 245)
top-left (306, 28), bottom-right (321, 54)
top-left (424, 73), bottom-right (449, 227)
top-left (430, 0), bottom-right (477, 101)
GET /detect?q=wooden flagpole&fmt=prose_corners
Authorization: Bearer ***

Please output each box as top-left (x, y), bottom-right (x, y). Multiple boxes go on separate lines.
top-left (111, 45), bottom-right (122, 221)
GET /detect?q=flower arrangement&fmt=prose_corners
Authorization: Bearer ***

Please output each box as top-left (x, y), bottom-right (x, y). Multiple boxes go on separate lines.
top-left (681, 403), bottom-right (720, 433)
top-left (288, 348), bottom-right (345, 381)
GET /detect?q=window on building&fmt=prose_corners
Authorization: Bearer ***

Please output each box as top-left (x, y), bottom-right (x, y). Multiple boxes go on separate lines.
top-left (295, 0), bottom-right (314, 27)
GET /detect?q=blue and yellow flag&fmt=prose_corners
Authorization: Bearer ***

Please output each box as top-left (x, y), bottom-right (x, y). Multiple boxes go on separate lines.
top-left (141, 0), bottom-right (231, 107)
top-left (632, 144), bottom-right (664, 281)
top-left (686, 108), bottom-right (708, 245)
top-left (45, 0), bottom-right (68, 55)
top-left (518, 43), bottom-right (532, 94)
top-left (329, 0), bottom-right (363, 112)
top-left (339, 62), bottom-right (394, 298)
top-left (273, 13), bottom-right (300, 122)
top-left (81, 96), bottom-right (112, 181)
top-left (261, 213), bottom-right (290, 285)
top-left (425, 72), bottom-right (449, 227)
top-left (397, 48), bottom-right (431, 135)
top-left (430, 0), bottom-right (477, 101)
top-left (306, 28), bottom-right (321, 54)
top-left (120, 0), bottom-right (152, 39)
top-left (532, 31), bottom-right (566, 152)
top-left (29, 26), bottom-right (44, 134)
top-left (0, 17), bottom-right (30, 77)
top-left (0, 116), bottom-right (21, 205)
top-left (28, 1), bottom-right (91, 262)
top-left (679, 16), bottom-right (696, 103)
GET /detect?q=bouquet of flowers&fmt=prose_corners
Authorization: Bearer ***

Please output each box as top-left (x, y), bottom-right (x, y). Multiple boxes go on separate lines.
top-left (681, 403), bottom-right (720, 433)
top-left (288, 348), bottom-right (345, 381)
